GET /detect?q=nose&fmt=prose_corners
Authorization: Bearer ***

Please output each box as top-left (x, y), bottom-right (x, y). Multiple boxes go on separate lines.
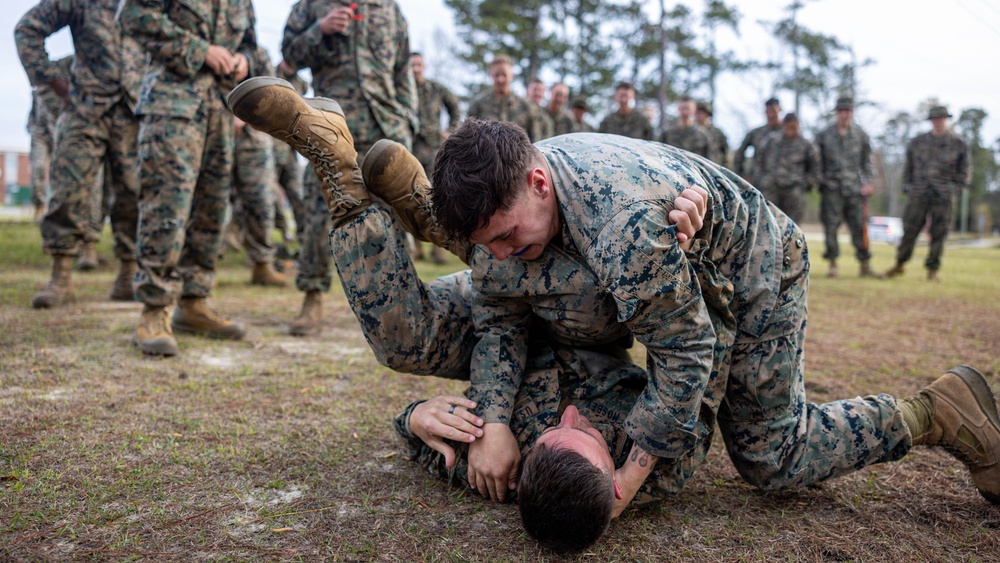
top-left (557, 405), bottom-right (580, 428)
top-left (489, 243), bottom-right (513, 260)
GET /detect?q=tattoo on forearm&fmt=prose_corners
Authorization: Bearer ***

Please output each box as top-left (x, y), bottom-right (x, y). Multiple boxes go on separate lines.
top-left (629, 445), bottom-right (651, 468)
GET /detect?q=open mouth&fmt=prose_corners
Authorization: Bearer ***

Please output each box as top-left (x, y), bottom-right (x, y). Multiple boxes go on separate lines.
top-left (512, 246), bottom-right (529, 257)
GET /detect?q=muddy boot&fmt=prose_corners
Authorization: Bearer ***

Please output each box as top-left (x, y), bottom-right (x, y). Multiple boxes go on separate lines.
top-left (134, 304), bottom-right (179, 356)
top-left (827, 259), bottom-right (839, 278)
top-left (902, 366), bottom-right (1000, 504)
top-left (76, 241), bottom-right (99, 271)
top-left (32, 255), bottom-right (75, 309)
top-left (362, 139), bottom-right (471, 264)
top-left (927, 269), bottom-right (942, 282)
top-left (172, 296), bottom-right (246, 340)
top-left (251, 262), bottom-right (288, 287)
top-left (884, 263), bottom-right (905, 278)
top-left (109, 259), bottom-right (138, 301)
top-left (226, 77), bottom-right (370, 225)
top-left (289, 290), bottom-right (322, 336)
top-left (859, 260), bottom-right (881, 279)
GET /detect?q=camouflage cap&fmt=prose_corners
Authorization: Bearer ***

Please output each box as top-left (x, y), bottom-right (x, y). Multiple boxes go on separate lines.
top-left (696, 101), bottom-right (713, 115)
top-left (570, 96), bottom-right (589, 111)
top-left (927, 106), bottom-right (952, 119)
top-left (835, 96), bottom-right (854, 111)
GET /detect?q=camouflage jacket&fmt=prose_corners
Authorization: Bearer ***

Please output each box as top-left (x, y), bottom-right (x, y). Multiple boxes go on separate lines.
top-left (547, 108), bottom-right (575, 137)
top-left (238, 45), bottom-right (277, 153)
top-left (415, 78), bottom-right (460, 148)
top-left (26, 55), bottom-right (73, 136)
top-left (16, 0), bottom-right (145, 121)
top-left (755, 132), bottom-right (820, 192)
top-left (733, 123), bottom-right (781, 180)
top-left (281, 0), bottom-right (417, 146)
top-left (467, 90), bottom-right (544, 142)
top-left (470, 134), bottom-right (781, 460)
top-left (598, 110), bottom-right (654, 140)
top-left (704, 124), bottom-right (729, 167)
top-left (815, 123), bottom-right (873, 194)
top-left (118, 0), bottom-right (257, 118)
top-left (534, 105), bottom-right (555, 140)
top-left (573, 118), bottom-right (595, 133)
top-left (660, 124), bottom-right (712, 159)
top-left (904, 131), bottom-right (970, 196)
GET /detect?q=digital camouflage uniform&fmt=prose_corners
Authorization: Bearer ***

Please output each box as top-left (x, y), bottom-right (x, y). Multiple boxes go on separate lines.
top-left (704, 123), bottom-right (729, 168)
top-left (413, 77), bottom-right (460, 174)
top-left (16, 0), bottom-right (143, 262)
top-left (815, 123), bottom-right (874, 262)
top-left (754, 131), bottom-right (820, 225)
top-left (282, 0), bottom-right (416, 294)
top-left (467, 90), bottom-right (545, 142)
top-left (272, 71), bottom-right (309, 239)
top-left (598, 110), bottom-right (654, 140)
top-left (573, 117), bottom-right (595, 133)
top-left (25, 55), bottom-right (72, 211)
top-left (547, 108), bottom-right (575, 137)
top-left (733, 123), bottom-right (781, 183)
top-left (534, 104), bottom-right (555, 140)
top-left (660, 124), bottom-right (713, 160)
top-left (119, 0), bottom-right (257, 306)
top-left (895, 131), bottom-right (970, 272)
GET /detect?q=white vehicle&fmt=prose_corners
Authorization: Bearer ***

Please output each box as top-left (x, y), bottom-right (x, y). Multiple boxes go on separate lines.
top-left (868, 216), bottom-right (903, 246)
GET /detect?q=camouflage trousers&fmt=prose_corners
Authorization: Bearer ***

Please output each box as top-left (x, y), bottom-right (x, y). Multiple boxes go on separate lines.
top-left (40, 99), bottom-right (138, 260)
top-left (759, 185), bottom-right (805, 226)
top-left (231, 139), bottom-right (277, 264)
top-left (895, 189), bottom-right (954, 272)
top-left (134, 103), bottom-right (233, 306)
top-left (295, 167), bottom-right (333, 293)
top-left (85, 161), bottom-right (113, 244)
top-left (820, 187), bottom-right (871, 262)
top-left (274, 141), bottom-right (305, 239)
top-left (29, 122), bottom-right (53, 208)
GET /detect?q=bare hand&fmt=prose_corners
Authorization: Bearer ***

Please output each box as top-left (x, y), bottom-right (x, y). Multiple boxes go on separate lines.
top-left (860, 182), bottom-right (874, 197)
top-left (50, 77), bottom-right (70, 100)
top-left (467, 423), bottom-right (520, 502)
top-left (278, 60), bottom-right (295, 77)
top-left (669, 185), bottom-right (709, 247)
top-left (233, 116), bottom-right (246, 137)
top-left (233, 53), bottom-right (249, 82)
top-left (319, 6), bottom-right (353, 35)
top-left (204, 45), bottom-right (235, 76)
top-left (410, 396), bottom-right (482, 468)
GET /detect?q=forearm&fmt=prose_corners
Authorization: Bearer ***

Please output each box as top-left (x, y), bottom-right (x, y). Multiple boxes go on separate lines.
top-left (14, 3), bottom-right (65, 85)
top-left (118, 0), bottom-right (209, 78)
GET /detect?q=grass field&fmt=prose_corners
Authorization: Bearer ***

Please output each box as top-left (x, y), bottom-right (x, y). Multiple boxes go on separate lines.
top-left (2, 220), bottom-right (999, 562)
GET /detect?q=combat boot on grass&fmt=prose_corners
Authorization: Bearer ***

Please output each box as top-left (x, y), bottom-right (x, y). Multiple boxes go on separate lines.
top-left (227, 77), bottom-right (370, 225)
top-left (76, 241), bottom-right (99, 271)
top-left (289, 290), bottom-right (322, 336)
top-left (827, 259), bottom-right (839, 278)
top-left (858, 260), bottom-right (881, 278)
top-left (884, 263), bottom-right (905, 278)
top-left (362, 139), bottom-right (471, 264)
top-left (32, 254), bottom-right (75, 309)
top-left (251, 262), bottom-right (288, 287)
top-left (135, 304), bottom-right (179, 356)
top-left (927, 269), bottom-right (942, 282)
top-left (109, 259), bottom-right (137, 301)
top-left (172, 297), bottom-right (246, 340)
top-left (901, 365), bottom-right (1000, 504)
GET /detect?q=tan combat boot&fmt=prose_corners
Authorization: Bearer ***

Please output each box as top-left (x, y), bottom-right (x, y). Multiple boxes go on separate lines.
top-left (135, 304), bottom-right (179, 356)
top-left (109, 259), bottom-right (138, 301)
top-left (251, 262), bottom-right (288, 287)
top-left (827, 259), bottom-right (839, 278)
top-left (858, 260), bottom-right (881, 278)
top-left (884, 263), bottom-right (905, 278)
top-left (172, 296), bottom-right (246, 340)
top-left (77, 241), bottom-right (99, 271)
top-left (227, 77), bottom-right (370, 225)
top-left (289, 290), bottom-right (322, 336)
top-left (32, 254), bottom-right (75, 309)
top-left (362, 139), bottom-right (471, 264)
top-left (927, 270), bottom-right (941, 282)
top-left (909, 366), bottom-right (1000, 504)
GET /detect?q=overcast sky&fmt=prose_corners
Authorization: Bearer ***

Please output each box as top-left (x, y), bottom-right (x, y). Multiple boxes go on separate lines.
top-left (3, 0), bottom-right (999, 152)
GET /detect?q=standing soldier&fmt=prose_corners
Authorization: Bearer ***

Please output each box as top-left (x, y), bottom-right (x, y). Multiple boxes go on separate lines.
top-left (118, 0), bottom-right (257, 356)
top-left (25, 55), bottom-right (71, 225)
top-left (733, 97), bottom-right (782, 183)
top-left (545, 83), bottom-right (575, 137)
top-left (467, 55), bottom-right (544, 142)
top-left (570, 96), bottom-right (594, 133)
top-left (754, 113), bottom-right (820, 225)
top-left (273, 60), bottom-right (309, 243)
top-left (281, 0), bottom-right (417, 336)
top-left (815, 96), bottom-right (877, 278)
top-left (526, 78), bottom-right (555, 140)
top-left (411, 51), bottom-right (460, 264)
top-left (659, 95), bottom-right (713, 159)
top-left (884, 106), bottom-right (970, 282)
top-left (598, 82), bottom-right (654, 140)
top-left (695, 100), bottom-right (729, 167)
top-left (16, 0), bottom-right (144, 309)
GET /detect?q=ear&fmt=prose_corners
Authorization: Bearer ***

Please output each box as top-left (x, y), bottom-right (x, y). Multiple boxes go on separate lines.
top-left (613, 477), bottom-right (623, 500)
top-left (528, 166), bottom-right (550, 199)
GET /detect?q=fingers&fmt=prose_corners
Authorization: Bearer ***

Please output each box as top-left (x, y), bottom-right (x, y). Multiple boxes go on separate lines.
top-left (425, 437), bottom-right (456, 468)
top-left (668, 209), bottom-right (693, 242)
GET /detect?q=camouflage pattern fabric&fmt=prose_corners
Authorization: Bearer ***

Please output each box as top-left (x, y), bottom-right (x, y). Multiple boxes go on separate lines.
top-left (704, 124), bottom-right (729, 168)
top-left (733, 123), bottom-right (781, 182)
top-left (413, 77), bottom-right (460, 173)
top-left (660, 125), bottom-right (713, 160)
top-left (281, 0), bottom-right (417, 152)
top-left (120, 0), bottom-right (256, 305)
top-left (534, 105), bottom-right (555, 140)
top-left (815, 123), bottom-right (873, 262)
top-left (754, 132), bottom-right (820, 225)
top-left (895, 131), bottom-right (970, 271)
top-left (573, 118), bottom-right (595, 133)
top-left (547, 108), bottom-right (575, 137)
top-left (295, 167), bottom-right (334, 293)
top-left (16, 0), bottom-right (143, 260)
top-left (85, 160), bottom-right (113, 244)
top-left (273, 69), bottom-right (309, 237)
top-left (26, 56), bottom-right (71, 208)
top-left (598, 110), bottom-right (654, 140)
top-left (467, 90), bottom-right (545, 142)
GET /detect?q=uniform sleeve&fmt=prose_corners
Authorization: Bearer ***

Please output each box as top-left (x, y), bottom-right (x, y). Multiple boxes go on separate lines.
top-left (902, 139), bottom-right (915, 191)
top-left (805, 140), bottom-right (821, 190)
top-left (469, 287), bottom-right (533, 426)
top-left (859, 130), bottom-right (873, 185)
top-left (14, 0), bottom-right (72, 87)
top-left (955, 139), bottom-right (972, 187)
top-left (815, 132), bottom-right (829, 188)
top-left (118, 0), bottom-right (210, 79)
top-left (733, 130), bottom-right (754, 177)
top-left (643, 118), bottom-right (654, 141)
top-left (391, 4), bottom-right (418, 133)
top-left (591, 203), bottom-right (715, 460)
top-left (281, 1), bottom-right (340, 71)
top-left (235, 0), bottom-right (257, 75)
top-left (441, 85), bottom-right (461, 132)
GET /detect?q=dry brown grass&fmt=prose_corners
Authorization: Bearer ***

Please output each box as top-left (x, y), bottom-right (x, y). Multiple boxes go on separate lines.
top-left (2, 223), bottom-right (999, 562)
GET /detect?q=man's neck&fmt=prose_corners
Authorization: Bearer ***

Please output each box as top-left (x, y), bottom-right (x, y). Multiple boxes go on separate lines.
top-left (618, 106), bottom-right (632, 116)
top-left (931, 127), bottom-right (948, 136)
top-left (837, 121), bottom-right (851, 134)
top-left (414, 76), bottom-right (425, 85)
top-left (547, 102), bottom-right (562, 114)
top-left (678, 117), bottom-right (693, 127)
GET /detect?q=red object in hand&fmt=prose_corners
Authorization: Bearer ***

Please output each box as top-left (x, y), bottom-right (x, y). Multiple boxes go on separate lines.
top-left (349, 2), bottom-right (364, 19)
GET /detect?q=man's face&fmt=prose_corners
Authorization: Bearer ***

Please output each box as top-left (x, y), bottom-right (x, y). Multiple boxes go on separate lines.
top-left (571, 107), bottom-right (586, 121)
top-left (930, 116), bottom-right (948, 133)
top-left (695, 108), bottom-right (710, 126)
top-left (410, 54), bottom-right (425, 81)
top-left (549, 84), bottom-right (569, 109)
top-left (491, 62), bottom-right (514, 96)
top-left (836, 108), bottom-right (852, 127)
top-left (534, 406), bottom-right (615, 475)
top-left (469, 168), bottom-right (559, 261)
top-left (677, 100), bottom-right (695, 121)
top-left (527, 81), bottom-right (546, 104)
top-left (765, 103), bottom-right (781, 123)
top-left (614, 87), bottom-right (634, 112)
top-left (783, 120), bottom-right (800, 138)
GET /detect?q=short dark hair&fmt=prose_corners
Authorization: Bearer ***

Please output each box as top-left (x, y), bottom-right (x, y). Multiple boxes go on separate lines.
top-left (410, 51), bottom-right (422, 58)
top-left (490, 54), bottom-right (512, 67)
top-left (782, 112), bottom-right (799, 123)
top-left (615, 81), bottom-right (635, 92)
top-left (765, 97), bottom-right (780, 107)
top-left (528, 76), bottom-right (545, 86)
top-left (518, 443), bottom-right (615, 554)
top-left (678, 94), bottom-right (694, 103)
top-left (431, 119), bottom-right (534, 242)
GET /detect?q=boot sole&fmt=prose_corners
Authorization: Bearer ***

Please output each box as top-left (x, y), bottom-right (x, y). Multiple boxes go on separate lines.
top-left (948, 365), bottom-right (1000, 434)
top-left (226, 77), bottom-right (345, 117)
top-left (134, 335), bottom-right (179, 357)
top-left (31, 293), bottom-right (75, 309)
top-left (172, 322), bottom-right (246, 341)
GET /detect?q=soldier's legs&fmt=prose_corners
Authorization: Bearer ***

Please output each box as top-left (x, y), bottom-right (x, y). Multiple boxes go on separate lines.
top-left (780, 190), bottom-right (805, 226)
top-left (295, 168), bottom-right (333, 294)
top-left (924, 197), bottom-right (954, 272)
top-left (232, 143), bottom-right (277, 265)
top-left (106, 103), bottom-right (140, 262)
top-left (894, 192), bottom-right (931, 266)
top-left (844, 193), bottom-right (872, 262)
top-left (274, 142), bottom-right (306, 239)
top-left (819, 190), bottom-right (843, 261)
top-left (84, 163), bottom-right (107, 245)
top-left (29, 126), bottom-right (53, 212)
